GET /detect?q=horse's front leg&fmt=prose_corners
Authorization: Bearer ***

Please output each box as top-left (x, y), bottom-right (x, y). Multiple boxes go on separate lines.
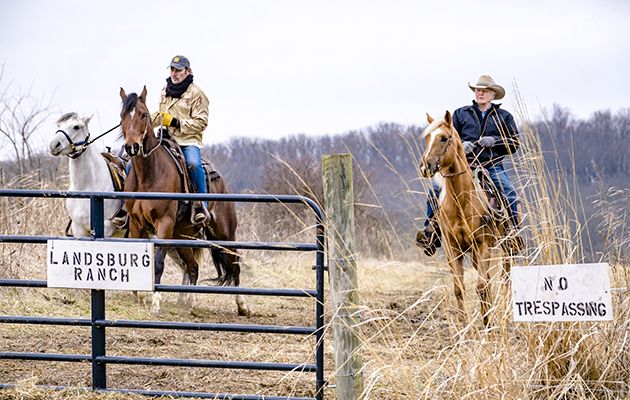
top-left (150, 217), bottom-right (175, 315)
top-left (444, 243), bottom-right (467, 326)
top-left (150, 246), bottom-right (169, 315)
top-left (471, 242), bottom-right (493, 328)
top-left (173, 247), bottom-right (200, 309)
top-left (128, 219), bottom-right (152, 307)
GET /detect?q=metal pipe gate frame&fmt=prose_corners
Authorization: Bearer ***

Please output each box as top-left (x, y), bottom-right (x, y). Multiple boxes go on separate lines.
top-left (0, 189), bottom-right (327, 400)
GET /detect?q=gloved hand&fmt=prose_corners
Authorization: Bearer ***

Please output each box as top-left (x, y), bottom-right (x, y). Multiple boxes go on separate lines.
top-left (161, 112), bottom-right (179, 128)
top-left (462, 141), bottom-right (475, 154)
top-left (477, 136), bottom-right (496, 148)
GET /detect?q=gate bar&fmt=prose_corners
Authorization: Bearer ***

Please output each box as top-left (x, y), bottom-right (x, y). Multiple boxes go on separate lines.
top-left (0, 316), bottom-right (315, 335)
top-left (0, 384), bottom-right (317, 400)
top-left (0, 279), bottom-right (317, 297)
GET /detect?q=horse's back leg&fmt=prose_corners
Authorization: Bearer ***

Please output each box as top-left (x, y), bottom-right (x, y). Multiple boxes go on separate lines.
top-left (211, 247), bottom-right (249, 316)
top-left (497, 249), bottom-right (513, 322)
top-left (227, 250), bottom-right (249, 316)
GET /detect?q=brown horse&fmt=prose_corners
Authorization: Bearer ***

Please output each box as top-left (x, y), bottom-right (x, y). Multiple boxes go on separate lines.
top-left (119, 86), bottom-right (249, 316)
top-left (419, 111), bottom-right (520, 327)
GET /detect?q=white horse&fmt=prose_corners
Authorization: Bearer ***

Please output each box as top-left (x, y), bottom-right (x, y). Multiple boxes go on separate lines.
top-left (49, 112), bottom-right (220, 313)
top-left (49, 113), bottom-right (125, 238)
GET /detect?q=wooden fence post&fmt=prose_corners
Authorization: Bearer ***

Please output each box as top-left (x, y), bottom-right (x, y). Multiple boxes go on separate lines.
top-left (322, 153), bottom-right (363, 399)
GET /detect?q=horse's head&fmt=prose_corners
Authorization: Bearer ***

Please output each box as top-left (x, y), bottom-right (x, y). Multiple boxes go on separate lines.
top-left (119, 86), bottom-right (152, 157)
top-left (419, 111), bottom-right (462, 178)
top-left (49, 113), bottom-right (92, 158)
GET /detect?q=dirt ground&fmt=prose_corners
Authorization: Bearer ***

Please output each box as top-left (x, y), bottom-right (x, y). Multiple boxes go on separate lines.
top-left (0, 247), bottom-right (452, 399)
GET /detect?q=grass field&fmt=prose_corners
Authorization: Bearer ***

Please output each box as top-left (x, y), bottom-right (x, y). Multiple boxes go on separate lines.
top-left (1, 115), bottom-right (629, 399)
top-left (0, 210), bottom-right (628, 399)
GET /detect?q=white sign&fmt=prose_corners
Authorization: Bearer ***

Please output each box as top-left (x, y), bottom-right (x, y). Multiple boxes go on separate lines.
top-left (511, 263), bottom-right (613, 322)
top-left (47, 240), bottom-right (154, 291)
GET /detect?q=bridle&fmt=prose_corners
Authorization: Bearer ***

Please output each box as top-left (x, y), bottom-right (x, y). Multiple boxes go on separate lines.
top-left (122, 105), bottom-right (163, 159)
top-left (427, 131), bottom-right (467, 178)
top-left (56, 123), bottom-right (121, 159)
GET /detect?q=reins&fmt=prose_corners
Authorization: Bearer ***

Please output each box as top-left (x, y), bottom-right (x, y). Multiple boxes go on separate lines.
top-left (139, 119), bottom-right (163, 158)
top-left (57, 123), bottom-right (121, 159)
top-left (87, 123), bottom-right (121, 146)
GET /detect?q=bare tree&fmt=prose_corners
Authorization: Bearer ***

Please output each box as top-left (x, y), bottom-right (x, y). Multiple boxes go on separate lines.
top-left (0, 66), bottom-right (55, 175)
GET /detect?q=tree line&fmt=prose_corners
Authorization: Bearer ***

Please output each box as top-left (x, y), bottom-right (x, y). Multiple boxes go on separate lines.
top-left (0, 88), bottom-right (627, 260)
top-left (203, 106), bottom-right (629, 260)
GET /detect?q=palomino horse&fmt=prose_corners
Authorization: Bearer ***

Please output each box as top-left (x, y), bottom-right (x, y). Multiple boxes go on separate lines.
top-left (419, 111), bottom-right (520, 327)
top-left (119, 86), bottom-right (249, 316)
top-left (49, 113), bottom-right (125, 238)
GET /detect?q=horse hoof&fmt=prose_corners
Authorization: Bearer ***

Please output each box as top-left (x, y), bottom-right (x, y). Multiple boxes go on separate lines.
top-left (238, 306), bottom-right (251, 317)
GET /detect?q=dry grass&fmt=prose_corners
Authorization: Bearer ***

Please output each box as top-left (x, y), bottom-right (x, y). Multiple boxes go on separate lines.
top-left (1, 108), bottom-right (629, 399)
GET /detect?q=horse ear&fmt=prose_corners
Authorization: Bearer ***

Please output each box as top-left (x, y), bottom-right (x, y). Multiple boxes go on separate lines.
top-left (120, 87), bottom-right (127, 101)
top-left (83, 114), bottom-right (93, 125)
top-left (426, 113), bottom-right (434, 124)
top-left (444, 110), bottom-right (452, 125)
top-left (140, 86), bottom-right (147, 102)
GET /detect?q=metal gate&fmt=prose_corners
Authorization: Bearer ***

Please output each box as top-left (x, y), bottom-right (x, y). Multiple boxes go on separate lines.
top-left (0, 189), bottom-right (326, 400)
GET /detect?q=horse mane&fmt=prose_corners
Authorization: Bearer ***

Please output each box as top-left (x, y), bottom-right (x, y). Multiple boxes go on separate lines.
top-left (422, 118), bottom-right (445, 138)
top-left (57, 112), bottom-right (78, 124)
top-left (121, 93), bottom-right (139, 116)
top-left (118, 93), bottom-right (140, 141)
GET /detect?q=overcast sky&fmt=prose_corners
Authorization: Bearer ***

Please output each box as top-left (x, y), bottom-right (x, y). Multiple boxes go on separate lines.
top-left (1, 0), bottom-right (629, 156)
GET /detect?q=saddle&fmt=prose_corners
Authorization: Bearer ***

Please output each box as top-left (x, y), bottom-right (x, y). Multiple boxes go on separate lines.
top-left (154, 129), bottom-right (219, 225)
top-left (158, 132), bottom-right (219, 195)
top-left (101, 149), bottom-right (127, 191)
top-left (472, 166), bottom-right (510, 227)
top-left (100, 149), bottom-right (130, 231)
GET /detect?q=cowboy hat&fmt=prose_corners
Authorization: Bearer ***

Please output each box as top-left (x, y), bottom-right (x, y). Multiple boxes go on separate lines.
top-left (468, 75), bottom-right (505, 100)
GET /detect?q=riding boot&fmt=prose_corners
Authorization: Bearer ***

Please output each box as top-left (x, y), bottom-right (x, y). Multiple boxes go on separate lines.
top-left (415, 219), bottom-right (442, 256)
top-left (506, 213), bottom-right (524, 254)
top-left (111, 213), bottom-right (128, 230)
top-left (111, 204), bottom-right (129, 230)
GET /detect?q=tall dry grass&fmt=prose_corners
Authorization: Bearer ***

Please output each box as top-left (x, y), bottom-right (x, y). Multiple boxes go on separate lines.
top-left (0, 99), bottom-right (628, 400)
top-left (341, 95), bottom-right (629, 399)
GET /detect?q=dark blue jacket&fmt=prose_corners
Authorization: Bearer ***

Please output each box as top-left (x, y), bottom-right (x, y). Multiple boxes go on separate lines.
top-left (452, 101), bottom-right (520, 166)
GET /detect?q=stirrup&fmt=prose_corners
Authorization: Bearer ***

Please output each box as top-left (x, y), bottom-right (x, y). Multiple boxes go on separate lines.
top-left (192, 204), bottom-right (210, 225)
top-left (111, 214), bottom-right (128, 230)
top-left (193, 212), bottom-right (207, 224)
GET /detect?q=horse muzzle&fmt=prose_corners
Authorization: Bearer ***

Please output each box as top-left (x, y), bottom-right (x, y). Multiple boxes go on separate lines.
top-left (49, 140), bottom-right (63, 156)
top-left (125, 143), bottom-right (142, 157)
top-left (420, 160), bottom-right (439, 178)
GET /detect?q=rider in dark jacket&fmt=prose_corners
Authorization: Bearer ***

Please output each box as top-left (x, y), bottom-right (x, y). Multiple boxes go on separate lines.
top-left (416, 75), bottom-right (521, 256)
top-left (453, 102), bottom-right (519, 167)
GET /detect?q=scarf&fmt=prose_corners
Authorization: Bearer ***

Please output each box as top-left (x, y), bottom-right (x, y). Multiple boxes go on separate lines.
top-left (165, 74), bottom-right (194, 98)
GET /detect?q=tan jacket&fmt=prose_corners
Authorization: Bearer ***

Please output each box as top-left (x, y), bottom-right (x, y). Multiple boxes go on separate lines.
top-left (151, 83), bottom-right (209, 147)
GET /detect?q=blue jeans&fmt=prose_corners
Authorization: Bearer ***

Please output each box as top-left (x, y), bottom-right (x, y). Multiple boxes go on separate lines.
top-left (424, 164), bottom-right (518, 227)
top-left (124, 145), bottom-right (208, 207)
top-left (181, 146), bottom-right (208, 208)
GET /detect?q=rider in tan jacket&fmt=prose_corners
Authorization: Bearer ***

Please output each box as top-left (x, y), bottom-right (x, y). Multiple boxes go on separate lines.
top-left (151, 55), bottom-right (210, 224)
top-left (151, 75), bottom-right (209, 148)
